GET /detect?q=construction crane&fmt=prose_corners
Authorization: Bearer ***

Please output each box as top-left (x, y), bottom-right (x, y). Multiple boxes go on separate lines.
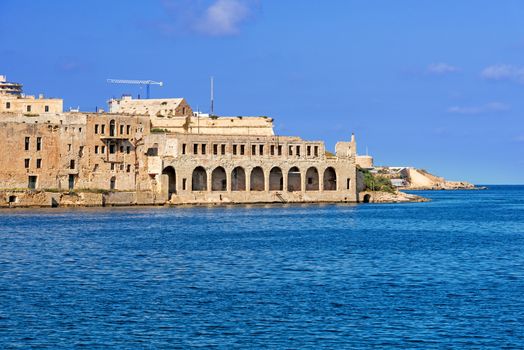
top-left (106, 79), bottom-right (163, 99)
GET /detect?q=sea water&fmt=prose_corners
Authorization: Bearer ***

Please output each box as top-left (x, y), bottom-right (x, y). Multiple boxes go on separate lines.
top-left (1, 186), bottom-right (523, 348)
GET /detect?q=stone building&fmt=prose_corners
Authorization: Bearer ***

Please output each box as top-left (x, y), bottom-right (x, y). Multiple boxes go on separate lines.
top-left (1, 76), bottom-right (361, 206)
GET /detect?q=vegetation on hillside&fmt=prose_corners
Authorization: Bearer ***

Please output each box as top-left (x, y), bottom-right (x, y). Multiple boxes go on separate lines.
top-left (360, 168), bottom-right (396, 193)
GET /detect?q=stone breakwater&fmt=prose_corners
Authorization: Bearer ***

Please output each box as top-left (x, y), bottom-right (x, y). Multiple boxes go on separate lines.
top-left (1, 189), bottom-right (428, 208)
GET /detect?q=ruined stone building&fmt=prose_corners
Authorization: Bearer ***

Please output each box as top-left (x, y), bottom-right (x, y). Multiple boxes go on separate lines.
top-left (0, 75), bottom-right (361, 206)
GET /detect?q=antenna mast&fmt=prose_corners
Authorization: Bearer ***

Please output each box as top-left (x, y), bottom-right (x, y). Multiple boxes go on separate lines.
top-left (210, 76), bottom-right (214, 115)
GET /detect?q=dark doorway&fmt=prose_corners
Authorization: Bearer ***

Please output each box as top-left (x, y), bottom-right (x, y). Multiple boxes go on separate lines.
top-left (212, 167), bottom-right (227, 191)
top-left (269, 167), bottom-right (283, 191)
top-left (192, 166), bottom-right (207, 191)
top-left (28, 176), bottom-right (37, 189)
top-left (231, 167), bottom-right (246, 191)
top-left (323, 167), bottom-right (337, 191)
top-left (287, 167), bottom-right (301, 192)
top-left (68, 175), bottom-right (75, 190)
top-left (162, 166), bottom-right (176, 197)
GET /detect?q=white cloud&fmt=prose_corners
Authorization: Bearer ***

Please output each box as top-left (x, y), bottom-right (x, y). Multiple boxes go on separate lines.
top-left (448, 102), bottom-right (510, 115)
top-left (154, 0), bottom-right (256, 37)
top-left (481, 64), bottom-right (524, 83)
top-left (427, 63), bottom-right (460, 75)
top-left (195, 0), bottom-right (252, 36)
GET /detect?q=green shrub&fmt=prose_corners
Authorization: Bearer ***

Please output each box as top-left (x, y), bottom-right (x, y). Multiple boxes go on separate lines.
top-left (360, 169), bottom-right (396, 193)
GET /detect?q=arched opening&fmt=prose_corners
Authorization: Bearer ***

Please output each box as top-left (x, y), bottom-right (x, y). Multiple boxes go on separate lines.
top-left (8, 195), bottom-right (17, 203)
top-left (231, 167), bottom-right (246, 191)
top-left (162, 166), bottom-right (176, 196)
top-left (305, 167), bottom-right (319, 191)
top-left (109, 120), bottom-right (116, 137)
top-left (363, 194), bottom-right (371, 203)
top-left (192, 166), bottom-right (207, 191)
top-left (110, 176), bottom-right (116, 190)
top-left (212, 166), bottom-right (227, 191)
top-left (250, 167), bottom-right (265, 191)
top-left (269, 167), bottom-right (283, 191)
top-left (288, 167), bottom-right (301, 192)
top-left (323, 167), bottom-right (337, 191)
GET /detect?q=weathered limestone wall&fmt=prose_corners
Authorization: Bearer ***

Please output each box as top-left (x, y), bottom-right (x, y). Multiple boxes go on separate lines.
top-left (0, 98), bottom-right (362, 206)
top-left (0, 95), bottom-right (63, 114)
top-left (144, 132), bottom-right (358, 204)
top-left (356, 155), bottom-right (374, 168)
top-left (0, 112), bottom-right (153, 192)
top-left (149, 115), bottom-right (275, 136)
top-left (108, 96), bottom-right (193, 117)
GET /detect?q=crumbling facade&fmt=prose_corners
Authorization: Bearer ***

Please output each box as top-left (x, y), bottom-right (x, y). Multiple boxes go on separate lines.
top-left (1, 76), bottom-right (360, 206)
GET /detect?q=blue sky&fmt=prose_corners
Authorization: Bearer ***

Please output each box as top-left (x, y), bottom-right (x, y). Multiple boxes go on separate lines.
top-left (1, 0), bottom-right (523, 184)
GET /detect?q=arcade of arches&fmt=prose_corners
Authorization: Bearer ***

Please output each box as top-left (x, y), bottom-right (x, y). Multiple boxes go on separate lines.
top-left (163, 165), bottom-right (342, 193)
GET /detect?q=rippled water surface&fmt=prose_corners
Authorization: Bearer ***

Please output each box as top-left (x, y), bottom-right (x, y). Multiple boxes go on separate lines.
top-left (1, 186), bottom-right (524, 348)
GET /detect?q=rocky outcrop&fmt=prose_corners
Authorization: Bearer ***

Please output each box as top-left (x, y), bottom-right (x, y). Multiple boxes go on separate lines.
top-left (358, 190), bottom-right (429, 203)
top-left (400, 168), bottom-right (477, 190)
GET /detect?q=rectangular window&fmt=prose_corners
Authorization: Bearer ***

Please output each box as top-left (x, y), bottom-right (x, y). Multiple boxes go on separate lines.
top-left (182, 144), bottom-right (187, 155)
top-left (182, 178), bottom-right (187, 190)
top-left (25, 137), bottom-right (30, 151)
top-left (44, 105), bottom-right (49, 112)
top-left (24, 158), bottom-right (30, 168)
top-left (201, 144), bottom-right (206, 155)
top-left (101, 146), bottom-right (106, 154)
top-left (79, 127), bottom-right (82, 133)
top-left (6, 102), bottom-right (10, 109)
top-left (119, 145), bottom-right (124, 153)
top-left (213, 144), bottom-right (218, 155)
top-left (347, 178), bottom-right (351, 190)
top-left (278, 145), bottom-right (282, 156)
top-left (120, 164), bottom-right (124, 171)
top-left (240, 145), bottom-right (245, 155)
top-left (314, 146), bottom-right (319, 157)
top-left (126, 125), bottom-right (131, 134)
top-left (109, 144), bottom-right (115, 154)
top-left (26, 105), bottom-right (31, 112)
top-left (126, 146), bottom-right (131, 154)
top-left (120, 125), bottom-right (124, 135)
top-left (126, 164), bottom-right (131, 173)
top-left (70, 160), bottom-right (75, 169)
top-left (289, 146), bottom-right (293, 156)
top-left (36, 159), bottom-right (42, 168)
top-left (307, 146), bottom-right (311, 156)
top-left (111, 163), bottom-right (115, 171)
top-left (252, 145), bottom-right (256, 156)
top-left (36, 137), bottom-right (42, 151)
top-left (101, 124), bottom-right (105, 134)
top-left (259, 144), bottom-right (264, 156)
top-left (221, 144), bottom-right (226, 155)
top-left (95, 146), bottom-right (99, 154)
top-left (193, 144), bottom-right (198, 154)
top-left (68, 144), bottom-right (71, 151)
top-left (270, 145), bottom-right (275, 156)
top-left (95, 124), bottom-right (99, 134)
top-left (296, 146), bottom-right (300, 157)
top-left (233, 144), bottom-right (237, 155)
